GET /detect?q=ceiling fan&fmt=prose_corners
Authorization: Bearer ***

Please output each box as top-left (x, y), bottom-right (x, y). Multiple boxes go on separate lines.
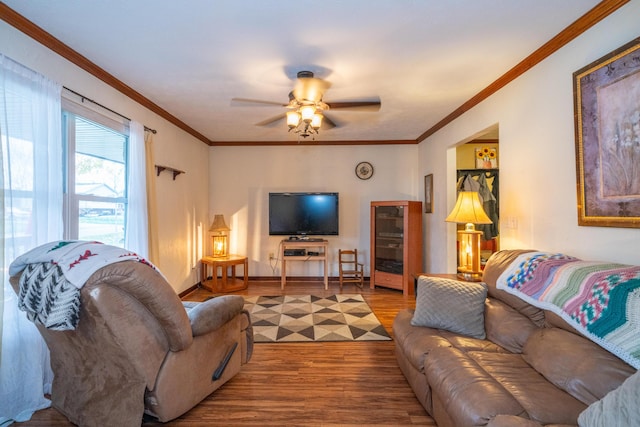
top-left (231, 71), bottom-right (381, 138)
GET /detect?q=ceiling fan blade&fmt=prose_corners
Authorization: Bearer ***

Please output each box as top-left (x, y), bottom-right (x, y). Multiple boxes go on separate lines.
top-left (322, 114), bottom-right (337, 130)
top-left (326, 98), bottom-right (381, 111)
top-left (255, 113), bottom-right (286, 127)
top-left (231, 97), bottom-right (288, 107)
top-left (293, 77), bottom-right (331, 103)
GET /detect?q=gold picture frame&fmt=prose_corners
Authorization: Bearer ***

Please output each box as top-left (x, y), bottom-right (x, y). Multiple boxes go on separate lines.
top-left (424, 174), bottom-right (433, 213)
top-left (573, 37), bottom-right (640, 228)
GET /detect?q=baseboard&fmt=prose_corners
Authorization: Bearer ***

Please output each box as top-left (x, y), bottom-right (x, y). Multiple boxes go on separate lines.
top-left (251, 276), bottom-right (328, 282)
top-left (251, 276), bottom-right (371, 282)
top-left (179, 284), bottom-right (200, 298)
top-left (179, 276), bottom-right (372, 297)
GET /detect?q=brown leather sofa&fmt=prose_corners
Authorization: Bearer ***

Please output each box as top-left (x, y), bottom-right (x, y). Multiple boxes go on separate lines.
top-left (10, 260), bottom-right (253, 427)
top-left (393, 249), bottom-right (636, 427)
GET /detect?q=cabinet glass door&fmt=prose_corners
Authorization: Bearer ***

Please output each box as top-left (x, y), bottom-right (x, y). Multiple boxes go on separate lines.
top-left (374, 205), bottom-right (404, 274)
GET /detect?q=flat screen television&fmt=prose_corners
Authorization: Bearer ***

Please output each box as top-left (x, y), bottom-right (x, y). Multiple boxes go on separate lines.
top-left (269, 192), bottom-right (339, 236)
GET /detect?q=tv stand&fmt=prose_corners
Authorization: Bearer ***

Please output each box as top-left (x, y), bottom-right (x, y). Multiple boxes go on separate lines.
top-left (280, 239), bottom-right (328, 290)
top-left (287, 236), bottom-right (324, 242)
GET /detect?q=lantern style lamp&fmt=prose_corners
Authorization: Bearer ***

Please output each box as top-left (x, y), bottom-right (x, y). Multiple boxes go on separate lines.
top-left (209, 214), bottom-right (230, 258)
top-left (445, 191), bottom-right (493, 281)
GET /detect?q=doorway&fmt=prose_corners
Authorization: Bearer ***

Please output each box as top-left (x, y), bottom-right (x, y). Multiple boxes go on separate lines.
top-left (455, 126), bottom-right (500, 268)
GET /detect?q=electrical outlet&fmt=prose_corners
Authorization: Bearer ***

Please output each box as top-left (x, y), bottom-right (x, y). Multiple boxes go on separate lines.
top-left (503, 216), bottom-right (518, 229)
top-left (269, 252), bottom-right (275, 260)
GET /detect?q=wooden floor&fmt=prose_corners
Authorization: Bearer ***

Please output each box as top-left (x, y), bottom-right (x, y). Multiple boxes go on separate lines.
top-left (21, 279), bottom-right (437, 426)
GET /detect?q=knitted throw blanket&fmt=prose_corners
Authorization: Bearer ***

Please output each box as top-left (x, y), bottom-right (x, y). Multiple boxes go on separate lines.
top-left (17, 262), bottom-right (81, 330)
top-left (9, 240), bottom-right (158, 331)
top-left (496, 251), bottom-right (640, 369)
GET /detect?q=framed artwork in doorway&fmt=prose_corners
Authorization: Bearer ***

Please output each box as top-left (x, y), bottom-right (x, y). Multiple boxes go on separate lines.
top-left (475, 147), bottom-right (498, 169)
top-left (424, 174), bottom-right (433, 213)
top-left (573, 37), bottom-right (640, 228)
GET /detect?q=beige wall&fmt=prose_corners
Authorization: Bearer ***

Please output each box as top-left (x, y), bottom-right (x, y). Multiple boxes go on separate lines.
top-left (209, 144), bottom-right (420, 277)
top-left (0, 21), bottom-right (210, 293)
top-left (419, 1), bottom-right (640, 273)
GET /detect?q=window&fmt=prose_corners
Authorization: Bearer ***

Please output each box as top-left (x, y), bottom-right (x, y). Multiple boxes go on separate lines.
top-left (62, 101), bottom-right (129, 246)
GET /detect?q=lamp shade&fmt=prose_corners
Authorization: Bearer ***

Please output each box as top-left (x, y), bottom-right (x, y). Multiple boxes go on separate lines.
top-left (286, 111), bottom-right (300, 128)
top-left (445, 192), bottom-right (492, 226)
top-left (209, 214), bottom-right (230, 233)
top-left (310, 113), bottom-right (323, 129)
top-left (300, 105), bottom-right (315, 121)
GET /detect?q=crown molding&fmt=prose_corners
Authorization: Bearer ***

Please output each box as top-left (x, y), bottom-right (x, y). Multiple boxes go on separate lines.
top-left (416, 0), bottom-right (629, 142)
top-left (1, 1), bottom-right (628, 147)
top-left (0, 2), bottom-right (212, 145)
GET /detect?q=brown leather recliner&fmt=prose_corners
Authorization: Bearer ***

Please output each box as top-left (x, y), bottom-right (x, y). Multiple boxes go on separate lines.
top-left (10, 260), bottom-right (253, 427)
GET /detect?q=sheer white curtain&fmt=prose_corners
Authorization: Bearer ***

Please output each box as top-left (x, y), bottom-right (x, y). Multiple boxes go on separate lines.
top-left (124, 121), bottom-right (149, 258)
top-left (144, 130), bottom-right (159, 264)
top-left (0, 54), bottom-right (62, 424)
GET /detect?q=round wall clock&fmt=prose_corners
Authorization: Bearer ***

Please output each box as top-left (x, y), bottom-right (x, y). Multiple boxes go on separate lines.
top-left (355, 161), bottom-right (374, 180)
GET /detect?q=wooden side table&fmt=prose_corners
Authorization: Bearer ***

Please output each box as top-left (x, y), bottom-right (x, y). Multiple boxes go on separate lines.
top-left (201, 255), bottom-right (248, 293)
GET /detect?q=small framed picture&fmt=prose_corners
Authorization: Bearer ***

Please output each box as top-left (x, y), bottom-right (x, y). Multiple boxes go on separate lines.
top-left (475, 147), bottom-right (498, 169)
top-left (424, 174), bottom-right (433, 213)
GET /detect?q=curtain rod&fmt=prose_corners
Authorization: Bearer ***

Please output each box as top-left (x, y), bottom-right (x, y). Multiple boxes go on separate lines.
top-left (63, 86), bottom-right (157, 134)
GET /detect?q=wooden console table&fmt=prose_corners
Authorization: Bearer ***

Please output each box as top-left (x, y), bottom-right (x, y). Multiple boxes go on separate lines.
top-left (280, 239), bottom-right (328, 290)
top-left (201, 255), bottom-right (248, 293)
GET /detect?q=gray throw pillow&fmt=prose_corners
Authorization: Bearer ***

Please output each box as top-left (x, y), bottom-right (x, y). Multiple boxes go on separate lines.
top-left (411, 276), bottom-right (487, 339)
top-left (578, 369), bottom-right (640, 426)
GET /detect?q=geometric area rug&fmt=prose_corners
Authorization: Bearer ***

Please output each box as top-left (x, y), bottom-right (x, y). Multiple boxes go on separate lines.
top-left (243, 294), bottom-right (392, 343)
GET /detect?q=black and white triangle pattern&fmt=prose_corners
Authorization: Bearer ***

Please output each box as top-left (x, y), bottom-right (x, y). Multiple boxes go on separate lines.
top-left (18, 262), bottom-right (81, 330)
top-left (244, 294), bottom-right (391, 343)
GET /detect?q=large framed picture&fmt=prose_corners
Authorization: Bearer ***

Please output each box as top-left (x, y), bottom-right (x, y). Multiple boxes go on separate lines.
top-left (573, 37), bottom-right (640, 228)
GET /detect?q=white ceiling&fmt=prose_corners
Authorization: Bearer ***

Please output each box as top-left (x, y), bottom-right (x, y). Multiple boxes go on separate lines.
top-left (3, 0), bottom-right (601, 144)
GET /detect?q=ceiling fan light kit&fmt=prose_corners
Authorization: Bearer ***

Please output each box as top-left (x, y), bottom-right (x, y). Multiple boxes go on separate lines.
top-left (232, 70), bottom-right (381, 140)
top-left (286, 106), bottom-right (323, 139)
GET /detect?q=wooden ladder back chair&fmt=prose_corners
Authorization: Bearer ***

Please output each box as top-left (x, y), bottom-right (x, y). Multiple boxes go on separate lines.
top-left (338, 249), bottom-right (364, 289)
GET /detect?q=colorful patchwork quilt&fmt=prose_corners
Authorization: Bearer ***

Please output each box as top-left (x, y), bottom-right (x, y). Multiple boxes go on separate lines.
top-left (496, 251), bottom-right (640, 369)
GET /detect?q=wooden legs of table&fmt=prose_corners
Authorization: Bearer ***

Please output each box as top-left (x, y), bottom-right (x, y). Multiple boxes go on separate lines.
top-left (200, 255), bottom-right (248, 293)
top-left (280, 262), bottom-right (286, 290)
top-left (280, 256), bottom-right (328, 290)
top-left (323, 262), bottom-right (328, 290)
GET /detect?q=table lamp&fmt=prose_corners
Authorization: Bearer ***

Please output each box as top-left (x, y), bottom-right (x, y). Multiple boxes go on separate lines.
top-left (209, 214), bottom-right (230, 257)
top-left (445, 191), bottom-right (492, 281)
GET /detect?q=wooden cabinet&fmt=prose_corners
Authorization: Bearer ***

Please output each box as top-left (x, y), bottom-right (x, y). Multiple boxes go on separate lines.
top-left (370, 201), bottom-right (423, 296)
